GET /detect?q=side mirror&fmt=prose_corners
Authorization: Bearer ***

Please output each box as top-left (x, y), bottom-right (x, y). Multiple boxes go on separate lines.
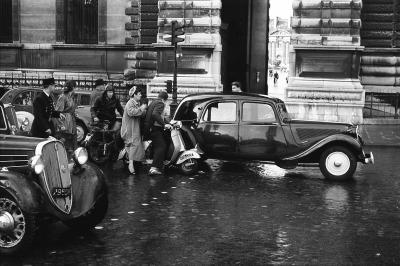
top-left (282, 117), bottom-right (290, 124)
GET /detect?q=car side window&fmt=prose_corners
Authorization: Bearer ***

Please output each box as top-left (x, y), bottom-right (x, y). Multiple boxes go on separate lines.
top-left (242, 102), bottom-right (276, 123)
top-left (14, 91), bottom-right (34, 106)
top-left (203, 102), bottom-right (236, 122)
top-left (0, 107), bottom-right (6, 130)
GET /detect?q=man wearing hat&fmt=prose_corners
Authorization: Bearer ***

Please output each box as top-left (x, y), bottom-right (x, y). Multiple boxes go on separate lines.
top-left (90, 78), bottom-right (106, 108)
top-left (30, 78), bottom-right (65, 138)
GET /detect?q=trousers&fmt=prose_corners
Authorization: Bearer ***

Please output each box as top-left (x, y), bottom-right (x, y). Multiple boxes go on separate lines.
top-left (150, 126), bottom-right (168, 170)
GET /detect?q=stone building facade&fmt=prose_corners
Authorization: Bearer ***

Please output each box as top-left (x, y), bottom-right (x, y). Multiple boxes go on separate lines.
top-left (0, 0), bottom-right (399, 122)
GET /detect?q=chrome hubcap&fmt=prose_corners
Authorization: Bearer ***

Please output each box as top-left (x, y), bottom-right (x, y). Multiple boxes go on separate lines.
top-left (0, 212), bottom-right (14, 231)
top-left (326, 152), bottom-right (351, 176)
top-left (0, 198), bottom-right (26, 248)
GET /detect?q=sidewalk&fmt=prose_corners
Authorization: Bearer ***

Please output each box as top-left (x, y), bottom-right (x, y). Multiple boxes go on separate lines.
top-left (360, 124), bottom-right (400, 147)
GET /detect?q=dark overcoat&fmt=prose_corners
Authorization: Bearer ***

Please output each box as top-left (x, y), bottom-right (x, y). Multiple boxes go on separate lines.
top-left (30, 91), bottom-right (61, 138)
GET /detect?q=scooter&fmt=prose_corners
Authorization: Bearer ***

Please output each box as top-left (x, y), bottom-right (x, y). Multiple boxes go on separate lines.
top-left (84, 119), bottom-right (123, 164)
top-left (117, 120), bottom-right (203, 175)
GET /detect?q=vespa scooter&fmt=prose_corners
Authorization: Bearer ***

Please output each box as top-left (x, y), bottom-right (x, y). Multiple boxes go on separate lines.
top-left (118, 120), bottom-right (203, 175)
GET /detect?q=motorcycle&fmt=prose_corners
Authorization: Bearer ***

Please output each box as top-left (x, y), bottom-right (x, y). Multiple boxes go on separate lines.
top-left (117, 120), bottom-right (203, 175)
top-left (84, 119), bottom-right (123, 164)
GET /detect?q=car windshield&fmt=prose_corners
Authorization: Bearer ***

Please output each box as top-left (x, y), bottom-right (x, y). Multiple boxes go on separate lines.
top-left (277, 103), bottom-right (291, 121)
top-left (3, 104), bottom-right (19, 128)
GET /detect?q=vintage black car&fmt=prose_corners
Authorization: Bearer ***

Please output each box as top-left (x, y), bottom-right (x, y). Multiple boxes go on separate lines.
top-left (173, 92), bottom-right (374, 181)
top-left (0, 86), bottom-right (92, 142)
top-left (0, 102), bottom-right (108, 255)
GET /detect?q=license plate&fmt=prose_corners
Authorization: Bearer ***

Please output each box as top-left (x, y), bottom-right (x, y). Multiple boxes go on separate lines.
top-left (52, 187), bottom-right (72, 198)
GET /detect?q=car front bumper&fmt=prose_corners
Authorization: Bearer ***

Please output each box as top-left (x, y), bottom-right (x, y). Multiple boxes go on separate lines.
top-left (363, 152), bottom-right (374, 164)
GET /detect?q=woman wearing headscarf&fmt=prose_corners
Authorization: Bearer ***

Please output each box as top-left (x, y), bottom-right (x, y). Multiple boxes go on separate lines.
top-left (120, 86), bottom-right (147, 174)
top-left (55, 80), bottom-right (77, 151)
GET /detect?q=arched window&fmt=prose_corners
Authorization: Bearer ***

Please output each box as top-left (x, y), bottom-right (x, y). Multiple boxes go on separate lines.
top-left (65, 0), bottom-right (98, 44)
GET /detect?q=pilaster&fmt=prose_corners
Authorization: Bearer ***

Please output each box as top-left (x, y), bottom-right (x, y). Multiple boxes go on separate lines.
top-left (287, 0), bottom-right (364, 123)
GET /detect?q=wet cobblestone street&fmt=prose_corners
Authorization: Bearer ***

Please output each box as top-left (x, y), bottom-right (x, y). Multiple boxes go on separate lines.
top-left (1, 147), bottom-right (400, 265)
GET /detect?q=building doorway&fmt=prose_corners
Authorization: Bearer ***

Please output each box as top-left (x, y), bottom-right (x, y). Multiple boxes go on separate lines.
top-left (221, 0), bottom-right (269, 94)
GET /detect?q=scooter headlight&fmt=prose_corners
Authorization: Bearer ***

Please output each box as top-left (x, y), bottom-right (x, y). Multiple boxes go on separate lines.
top-left (73, 147), bottom-right (88, 165)
top-left (29, 155), bottom-right (44, 174)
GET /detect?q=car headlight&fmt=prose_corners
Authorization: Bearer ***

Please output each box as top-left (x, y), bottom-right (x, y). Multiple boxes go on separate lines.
top-left (73, 147), bottom-right (88, 165)
top-left (29, 155), bottom-right (44, 174)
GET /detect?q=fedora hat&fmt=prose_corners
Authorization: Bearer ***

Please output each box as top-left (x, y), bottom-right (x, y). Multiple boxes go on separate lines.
top-left (42, 77), bottom-right (55, 87)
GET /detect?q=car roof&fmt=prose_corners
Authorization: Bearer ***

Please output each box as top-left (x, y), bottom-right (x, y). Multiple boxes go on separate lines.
top-left (0, 86), bottom-right (91, 95)
top-left (180, 92), bottom-right (285, 104)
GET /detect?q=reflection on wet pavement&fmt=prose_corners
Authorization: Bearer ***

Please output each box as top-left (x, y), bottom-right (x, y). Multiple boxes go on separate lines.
top-left (1, 147), bottom-right (400, 265)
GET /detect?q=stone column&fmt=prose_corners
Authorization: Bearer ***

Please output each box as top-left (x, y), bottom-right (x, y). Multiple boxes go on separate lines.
top-left (146, 0), bottom-right (222, 99)
top-left (286, 0), bottom-right (364, 124)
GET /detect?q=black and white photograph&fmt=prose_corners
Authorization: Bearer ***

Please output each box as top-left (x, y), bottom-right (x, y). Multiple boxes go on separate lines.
top-left (0, 0), bottom-right (399, 265)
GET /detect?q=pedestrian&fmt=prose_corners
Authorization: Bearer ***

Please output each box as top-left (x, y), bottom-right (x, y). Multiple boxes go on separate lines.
top-left (273, 72), bottom-right (279, 86)
top-left (143, 91), bottom-right (172, 175)
top-left (55, 80), bottom-right (78, 152)
top-left (90, 78), bottom-right (106, 110)
top-left (30, 78), bottom-right (65, 138)
top-left (231, 81), bottom-right (243, 92)
top-left (91, 84), bottom-right (124, 129)
top-left (120, 86), bottom-right (147, 174)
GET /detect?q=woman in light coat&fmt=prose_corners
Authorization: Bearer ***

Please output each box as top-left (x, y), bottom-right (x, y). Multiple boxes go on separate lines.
top-left (121, 86), bottom-right (147, 174)
top-left (55, 80), bottom-right (77, 152)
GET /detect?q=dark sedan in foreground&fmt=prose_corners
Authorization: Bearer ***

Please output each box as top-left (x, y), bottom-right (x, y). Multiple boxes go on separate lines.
top-left (173, 92), bottom-right (374, 181)
top-left (0, 103), bottom-right (108, 255)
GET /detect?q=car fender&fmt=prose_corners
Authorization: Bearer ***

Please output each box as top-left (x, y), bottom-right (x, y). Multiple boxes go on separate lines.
top-left (283, 134), bottom-right (363, 161)
top-left (57, 162), bottom-right (108, 220)
top-left (0, 169), bottom-right (44, 214)
top-left (176, 150), bottom-right (201, 165)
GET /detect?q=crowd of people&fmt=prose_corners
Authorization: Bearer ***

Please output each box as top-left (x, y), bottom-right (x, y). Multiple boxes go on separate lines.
top-left (30, 78), bottom-right (246, 176)
top-left (30, 78), bottom-right (172, 176)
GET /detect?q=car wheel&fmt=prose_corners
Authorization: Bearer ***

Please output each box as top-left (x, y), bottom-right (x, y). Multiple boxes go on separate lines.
top-left (76, 120), bottom-right (88, 144)
top-left (64, 194), bottom-right (108, 231)
top-left (319, 146), bottom-right (357, 181)
top-left (180, 158), bottom-right (199, 175)
top-left (0, 194), bottom-right (38, 255)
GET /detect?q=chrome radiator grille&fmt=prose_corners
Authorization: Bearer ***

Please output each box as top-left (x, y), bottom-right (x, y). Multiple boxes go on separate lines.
top-left (40, 141), bottom-right (72, 214)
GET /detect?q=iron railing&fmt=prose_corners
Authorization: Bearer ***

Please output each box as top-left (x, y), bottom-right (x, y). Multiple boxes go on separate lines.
top-left (364, 92), bottom-right (400, 119)
top-left (0, 73), bottom-right (133, 103)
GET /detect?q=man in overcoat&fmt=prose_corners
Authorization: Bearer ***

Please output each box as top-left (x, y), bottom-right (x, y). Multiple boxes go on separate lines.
top-left (30, 78), bottom-right (64, 138)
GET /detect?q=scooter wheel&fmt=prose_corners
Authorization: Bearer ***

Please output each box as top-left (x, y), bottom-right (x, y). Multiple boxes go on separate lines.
top-left (180, 159), bottom-right (199, 175)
